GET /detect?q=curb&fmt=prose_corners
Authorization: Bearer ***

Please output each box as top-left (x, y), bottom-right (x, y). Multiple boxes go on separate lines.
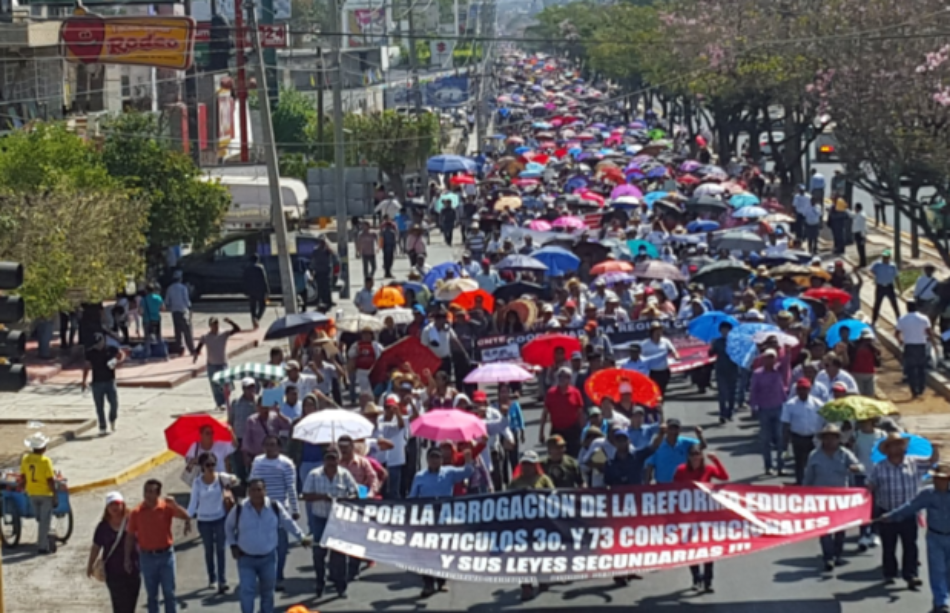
top-left (115, 336), bottom-right (261, 389)
top-left (68, 449), bottom-right (179, 494)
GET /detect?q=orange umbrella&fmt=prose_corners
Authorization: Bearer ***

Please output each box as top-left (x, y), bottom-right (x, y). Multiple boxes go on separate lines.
top-left (451, 289), bottom-right (495, 313)
top-left (373, 286), bottom-right (405, 308)
top-left (590, 260), bottom-right (634, 275)
top-left (584, 368), bottom-right (662, 408)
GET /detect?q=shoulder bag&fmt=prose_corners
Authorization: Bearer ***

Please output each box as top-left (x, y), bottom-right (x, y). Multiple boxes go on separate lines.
top-left (91, 515), bottom-right (127, 582)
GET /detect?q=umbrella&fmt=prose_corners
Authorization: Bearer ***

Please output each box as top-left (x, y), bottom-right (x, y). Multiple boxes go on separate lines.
top-left (643, 191), bottom-right (669, 207)
top-left (527, 219), bottom-right (552, 231)
top-left (211, 363), bottom-right (285, 385)
top-left (590, 260), bottom-right (634, 275)
top-left (424, 262), bottom-right (463, 290)
top-left (494, 196), bottom-right (523, 211)
top-left (769, 263), bottom-right (814, 277)
top-left (726, 323), bottom-right (780, 368)
top-left (714, 231), bottom-right (765, 252)
top-left (732, 206), bottom-right (768, 219)
top-left (584, 368), bottom-right (662, 408)
top-left (493, 281), bottom-right (549, 302)
top-left (694, 184), bottom-right (726, 197)
top-left (685, 195), bottom-right (728, 214)
top-left (612, 195), bottom-right (643, 209)
top-left (427, 154), bottom-right (476, 174)
top-left (627, 240), bottom-right (659, 258)
top-left (450, 174), bottom-right (475, 186)
top-left (337, 313), bottom-right (384, 333)
top-left (686, 220), bottom-right (720, 233)
top-left (751, 330), bottom-right (800, 347)
top-left (872, 433), bottom-right (933, 465)
top-left (597, 271), bottom-right (636, 285)
top-left (410, 409), bottom-right (487, 442)
top-left (264, 312), bottom-right (330, 340)
top-left (496, 254), bottom-right (549, 272)
top-left (377, 307), bottom-right (414, 325)
top-left (522, 334), bottom-right (583, 367)
top-left (293, 409), bottom-right (375, 445)
top-left (434, 193), bottom-right (460, 213)
top-left (577, 190), bottom-right (605, 207)
top-left (552, 216), bottom-right (587, 230)
top-left (729, 193), bottom-right (761, 208)
top-left (633, 260), bottom-right (687, 281)
top-left (819, 397), bottom-right (899, 423)
top-left (688, 312), bottom-right (740, 343)
top-left (435, 278), bottom-right (479, 301)
top-left (369, 336), bottom-right (442, 385)
top-left (692, 261), bottom-right (753, 287)
top-left (464, 362), bottom-right (534, 384)
top-left (451, 289), bottom-right (496, 313)
top-left (164, 414), bottom-right (233, 456)
top-left (373, 286), bottom-right (405, 308)
top-left (826, 320), bottom-right (872, 346)
top-left (802, 287), bottom-right (852, 307)
top-left (611, 184), bottom-right (643, 199)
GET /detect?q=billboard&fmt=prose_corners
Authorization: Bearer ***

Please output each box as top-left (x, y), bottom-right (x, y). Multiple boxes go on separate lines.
top-left (60, 15), bottom-right (196, 71)
top-left (344, 3), bottom-right (390, 48)
top-left (424, 75), bottom-right (470, 108)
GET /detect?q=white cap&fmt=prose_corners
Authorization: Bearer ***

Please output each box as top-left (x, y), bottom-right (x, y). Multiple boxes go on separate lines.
top-left (24, 432), bottom-right (49, 450)
top-left (104, 491), bottom-right (124, 506)
top-left (241, 377), bottom-right (257, 388)
top-left (745, 309), bottom-right (764, 321)
top-left (763, 348), bottom-right (778, 358)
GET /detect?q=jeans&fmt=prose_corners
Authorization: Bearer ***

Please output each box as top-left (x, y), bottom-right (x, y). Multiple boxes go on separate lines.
top-left (872, 284), bottom-right (900, 324)
top-left (206, 363), bottom-right (228, 408)
top-left (737, 368), bottom-right (751, 407)
top-left (904, 344), bottom-right (928, 397)
top-left (30, 495), bottom-right (54, 551)
top-left (758, 407), bottom-right (784, 473)
top-left (853, 373), bottom-right (876, 397)
top-left (384, 465), bottom-right (403, 500)
top-left (310, 515), bottom-right (348, 589)
top-left (878, 507), bottom-right (918, 580)
top-left (197, 518), bottom-right (227, 585)
top-left (927, 532), bottom-right (950, 609)
top-left (715, 371), bottom-right (737, 420)
top-left (171, 311), bottom-right (195, 354)
top-left (106, 573), bottom-right (142, 613)
top-left (820, 531), bottom-right (846, 562)
top-left (238, 550), bottom-right (277, 613)
top-left (689, 562), bottom-right (714, 586)
top-left (790, 433), bottom-right (815, 485)
top-left (140, 549), bottom-right (177, 613)
top-left (248, 294), bottom-right (267, 324)
top-left (314, 273), bottom-right (333, 307)
top-left (91, 380), bottom-right (119, 430)
top-left (276, 528), bottom-right (289, 582)
top-left (854, 231), bottom-right (867, 267)
top-left (383, 248), bottom-right (395, 277)
top-left (361, 254), bottom-right (377, 280)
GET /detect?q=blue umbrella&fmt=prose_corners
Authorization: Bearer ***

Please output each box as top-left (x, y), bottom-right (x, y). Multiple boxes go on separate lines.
top-left (496, 254), bottom-right (548, 272)
top-left (433, 192), bottom-right (460, 212)
top-left (872, 433), bottom-right (933, 466)
top-left (729, 193), bottom-right (761, 208)
top-left (532, 246), bottom-right (580, 276)
top-left (565, 176), bottom-right (588, 192)
top-left (826, 320), bottom-right (872, 346)
top-left (427, 155), bottom-right (476, 174)
top-left (519, 170), bottom-right (542, 179)
top-left (514, 146), bottom-right (532, 155)
top-left (732, 205), bottom-right (768, 219)
top-left (643, 191), bottom-right (668, 207)
top-left (522, 197), bottom-right (543, 209)
top-left (524, 162), bottom-right (545, 173)
top-left (423, 262), bottom-right (462, 290)
top-left (782, 297), bottom-right (812, 315)
top-left (686, 220), bottom-right (720, 233)
top-left (626, 239), bottom-right (658, 258)
top-left (532, 121), bottom-right (552, 129)
top-left (646, 166), bottom-right (668, 179)
top-left (568, 147), bottom-right (583, 157)
top-left (688, 311), bottom-right (740, 343)
top-left (726, 323), bottom-right (780, 368)
top-left (626, 169), bottom-right (646, 181)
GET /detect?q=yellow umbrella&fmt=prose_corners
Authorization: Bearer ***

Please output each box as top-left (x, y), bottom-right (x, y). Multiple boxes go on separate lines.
top-left (819, 396), bottom-right (899, 422)
top-left (494, 196), bottom-right (523, 211)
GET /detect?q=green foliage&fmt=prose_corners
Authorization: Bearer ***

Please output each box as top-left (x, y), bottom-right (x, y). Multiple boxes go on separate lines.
top-left (272, 88), bottom-right (318, 153)
top-left (0, 123), bottom-right (115, 192)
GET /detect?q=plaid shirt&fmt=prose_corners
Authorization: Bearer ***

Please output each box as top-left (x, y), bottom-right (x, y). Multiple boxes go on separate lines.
top-left (868, 456), bottom-right (931, 511)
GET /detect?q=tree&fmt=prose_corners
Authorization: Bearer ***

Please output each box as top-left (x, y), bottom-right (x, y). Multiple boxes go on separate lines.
top-left (272, 87), bottom-right (318, 154)
top-left (0, 122), bottom-right (115, 192)
top-left (99, 112), bottom-right (231, 267)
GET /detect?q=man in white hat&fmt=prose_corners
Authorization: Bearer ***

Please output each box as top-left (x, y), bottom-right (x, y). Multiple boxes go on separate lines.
top-left (20, 433), bottom-right (57, 553)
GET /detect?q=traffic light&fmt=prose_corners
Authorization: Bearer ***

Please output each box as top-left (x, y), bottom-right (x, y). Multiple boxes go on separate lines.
top-left (0, 261), bottom-right (27, 392)
top-left (207, 14), bottom-right (233, 72)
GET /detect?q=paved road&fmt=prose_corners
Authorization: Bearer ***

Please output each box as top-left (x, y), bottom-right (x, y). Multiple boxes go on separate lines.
top-left (6, 232), bottom-right (934, 613)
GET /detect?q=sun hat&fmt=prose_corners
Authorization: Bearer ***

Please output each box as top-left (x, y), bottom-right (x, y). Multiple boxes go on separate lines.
top-left (104, 491), bottom-right (125, 506)
top-left (24, 432), bottom-right (50, 450)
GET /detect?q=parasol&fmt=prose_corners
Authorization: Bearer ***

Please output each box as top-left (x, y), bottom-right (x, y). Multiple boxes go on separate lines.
top-left (584, 368), bottom-right (661, 407)
top-left (164, 414), bottom-right (233, 457)
top-left (522, 334), bottom-right (583, 368)
top-left (464, 362), bottom-right (534, 384)
top-left (368, 336), bottom-right (442, 385)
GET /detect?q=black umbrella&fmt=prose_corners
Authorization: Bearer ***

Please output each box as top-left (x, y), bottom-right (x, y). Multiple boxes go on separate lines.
top-left (685, 195), bottom-right (728, 215)
top-left (264, 312), bottom-right (330, 340)
top-left (493, 281), bottom-right (550, 302)
top-left (714, 231), bottom-right (765, 252)
top-left (755, 252), bottom-right (800, 266)
top-left (691, 260), bottom-right (753, 287)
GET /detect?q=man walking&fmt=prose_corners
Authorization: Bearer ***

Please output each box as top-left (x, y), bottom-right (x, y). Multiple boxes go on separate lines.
top-left (228, 378), bottom-right (260, 483)
top-left (165, 270), bottom-right (195, 356)
top-left (194, 317), bottom-right (241, 410)
top-left (20, 433), bottom-right (57, 553)
top-left (781, 378), bottom-right (825, 485)
top-left (356, 221), bottom-right (378, 281)
top-left (225, 478), bottom-right (310, 613)
top-left (896, 301), bottom-right (937, 398)
top-left (81, 332), bottom-right (124, 435)
top-left (914, 264), bottom-right (941, 321)
top-left (379, 216), bottom-right (398, 278)
top-left (243, 254), bottom-right (269, 330)
top-left (539, 367), bottom-right (586, 459)
top-left (125, 479), bottom-right (192, 613)
top-left (248, 435), bottom-right (299, 592)
top-left (852, 203), bottom-right (868, 267)
top-left (809, 168), bottom-right (826, 203)
top-left (708, 321), bottom-right (739, 423)
top-left (309, 237), bottom-right (338, 308)
top-left (792, 184), bottom-right (811, 241)
top-left (749, 349), bottom-right (789, 477)
top-left (870, 250), bottom-right (900, 325)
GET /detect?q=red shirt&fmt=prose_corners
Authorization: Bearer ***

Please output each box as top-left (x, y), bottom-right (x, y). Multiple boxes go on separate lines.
top-left (672, 455), bottom-right (729, 484)
top-left (544, 385), bottom-right (585, 430)
top-left (850, 344), bottom-right (876, 374)
top-left (127, 500), bottom-right (176, 551)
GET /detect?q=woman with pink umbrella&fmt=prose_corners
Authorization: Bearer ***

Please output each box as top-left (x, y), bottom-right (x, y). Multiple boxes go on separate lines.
top-left (552, 216), bottom-right (587, 231)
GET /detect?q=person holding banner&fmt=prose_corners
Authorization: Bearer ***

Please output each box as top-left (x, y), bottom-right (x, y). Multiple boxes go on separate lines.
top-left (641, 321), bottom-right (680, 398)
top-left (674, 446), bottom-right (730, 592)
top-left (539, 366), bottom-right (586, 459)
top-left (644, 419), bottom-right (706, 484)
top-left (508, 450), bottom-right (556, 601)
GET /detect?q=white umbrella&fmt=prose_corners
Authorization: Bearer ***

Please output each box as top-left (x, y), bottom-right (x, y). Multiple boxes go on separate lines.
top-left (377, 307), bottom-right (415, 325)
top-left (434, 278), bottom-right (479, 301)
top-left (752, 330), bottom-right (800, 347)
top-left (292, 409), bottom-right (375, 445)
top-left (337, 314), bottom-right (384, 333)
top-left (694, 183), bottom-right (726, 197)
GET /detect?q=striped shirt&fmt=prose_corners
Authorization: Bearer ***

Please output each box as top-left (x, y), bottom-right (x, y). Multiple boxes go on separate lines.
top-left (249, 454), bottom-right (299, 515)
top-left (868, 456), bottom-right (931, 511)
top-left (466, 232), bottom-right (486, 253)
top-left (302, 466), bottom-right (359, 518)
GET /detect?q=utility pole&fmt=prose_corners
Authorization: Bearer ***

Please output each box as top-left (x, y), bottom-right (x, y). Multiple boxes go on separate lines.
top-left (184, 0), bottom-right (200, 163)
top-left (248, 2), bottom-right (298, 313)
top-left (235, 0), bottom-right (250, 161)
top-left (332, 0), bottom-right (351, 299)
top-left (407, 5), bottom-right (421, 111)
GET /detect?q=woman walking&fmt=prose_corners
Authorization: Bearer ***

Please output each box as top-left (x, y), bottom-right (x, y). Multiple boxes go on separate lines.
top-left (186, 452), bottom-right (239, 593)
top-left (673, 446), bottom-right (729, 592)
top-left (86, 491), bottom-right (141, 613)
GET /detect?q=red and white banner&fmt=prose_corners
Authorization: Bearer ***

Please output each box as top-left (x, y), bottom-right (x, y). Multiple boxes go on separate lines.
top-left (322, 484), bottom-right (871, 583)
top-left (195, 22), bottom-right (288, 48)
top-left (583, 212), bottom-right (604, 230)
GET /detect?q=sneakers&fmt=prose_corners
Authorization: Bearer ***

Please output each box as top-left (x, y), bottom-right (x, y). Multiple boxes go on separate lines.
top-left (98, 427), bottom-right (109, 436)
top-left (109, 421), bottom-right (116, 433)
top-left (858, 535), bottom-right (871, 551)
top-left (871, 535), bottom-right (880, 548)
top-left (217, 583), bottom-right (229, 594)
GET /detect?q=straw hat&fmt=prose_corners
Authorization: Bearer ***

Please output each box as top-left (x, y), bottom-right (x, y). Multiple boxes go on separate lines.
top-left (818, 423), bottom-right (841, 437)
top-left (930, 463), bottom-right (950, 479)
top-left (879, 432), bottom-right (909, 453)
top-left (24, 432), bottom-right (50, 451)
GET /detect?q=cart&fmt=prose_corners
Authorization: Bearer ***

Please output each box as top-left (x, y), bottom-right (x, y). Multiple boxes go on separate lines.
top-left (0, 476), bottom-right (73, 548)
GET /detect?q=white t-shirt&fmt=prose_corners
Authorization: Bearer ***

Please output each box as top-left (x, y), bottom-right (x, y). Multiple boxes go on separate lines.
top-left (376, 418), bottom-right (409, 467)
top-left (640, 337), bottom-right (677, 370)
top-left (185, 441), bottom-right (235, 473)
top-left (896, 312), bottom-right (932, 345)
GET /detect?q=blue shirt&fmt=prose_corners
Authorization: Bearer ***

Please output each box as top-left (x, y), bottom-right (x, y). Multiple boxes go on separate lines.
top-left (497, 401), bottom-right (525, 432)
top-left (628, 422), bottom-right (660, 451)
top-left (408, 465), bottom-right (474, 498)
top-left (604, 446), bottom-right (656, 486)
top-left (646, 436), bottom-right (699, 483)
top-left (164, 282), bottom-right (191, 313)
top-left (886, 487), bottom-right (950, 534)
top-left (870, 260), bottom-right (898, 286)
top-left (225, 497), bottom-right (304, 556)
top-left (809, 174), bottom-right (826, 190)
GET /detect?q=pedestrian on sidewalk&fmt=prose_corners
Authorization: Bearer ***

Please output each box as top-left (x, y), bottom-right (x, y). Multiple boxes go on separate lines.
top-left (749, 349), bottom-right (789, 477)
top-left (406, 225), bottom-right (427, 268)
top-left (186, 452), bottom-right (239, 593)
top-left (880, 461), bottom-right (950, 612)
top-left (914, 264), bottom-right (941, 321)
top-left (803, 424), bottom-right (863, 572)
top-left (249, 435), bottom-right (299, 591)
top-left (309, 236), bottom-right (338, 309)
top-left (82, 332), bottom-right (124, 435)
top-left (803, 197), bottom-right (823, 254)
top-left (20, 433), bottom-right (57, 553)
top-left (781, 378), bottom-right (825, 485)
top-left (809, 168), bottom-right (826, 204)
top-left (852, 203), bottom-right (868, 267)
top-left (194, 317), bottom-right (241, 410)
top-left (142, 283), bottom-right (165, 346)
top-left (792, 184), bottom-right (811, 241)
top-left (125, 479), bottom-right (192, 613)
top-left (870, 250), bottom-right (901, 325)
top-left (87, 491), bottom-right (141, 613)
top-left (356, 221), bottom-right (378, 280)
top-left (895, 301), bottom-right (936, 398)
top-left (165, 271), bottom-right (195, 356)
top-left (225, 478), bottom-right (310, 613)
top-left (243, 254), bottom-right (269, 330)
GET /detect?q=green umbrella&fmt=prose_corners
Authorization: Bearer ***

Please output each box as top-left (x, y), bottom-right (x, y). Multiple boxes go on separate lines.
top-left (434, 192), bottom-right (460, 212)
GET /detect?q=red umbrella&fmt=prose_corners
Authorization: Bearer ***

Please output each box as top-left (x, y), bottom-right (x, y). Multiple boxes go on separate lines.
top-left (369, 336), bottom-right (442, 385)
top-left (522, 334), bottom-right (583, 368)
top-left (164, 414), bottom-right (232, 457)
top-left (577, 189), bottom-right (606, 207)
top-left (802, 287), bottom-right (852, 307)
top-left (451, 289), bottom-right (496, 313)
top-left (590, 260), bottom-right (634, 275)
top-left (450, 174), bottom-right (475, 186)
top-left (585, 368), bottom-right (662, 408)
top-left (553, 147), bottom-right (569, 159)
top-left (601, 167), bottom-right (626, 184)
top-left (677, 175), bottom-right (700, 186)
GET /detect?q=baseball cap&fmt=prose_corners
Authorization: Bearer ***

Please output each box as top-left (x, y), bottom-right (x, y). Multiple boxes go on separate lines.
top-left (832, 382), bottom-right (848, 392)
top-left (384, 393), bottom-right (400, 406)
top-left (285, 360), bottom-right (301, 370)
top-left (241, 377), bottom-right (257, 388)
top-left (546, 434), bottom-right (566, 447)
top-left (557, 366), bottom-right (573, 378)
top-left (427, 447), bottom-right (444, 458)
top-left (571, 351), bottom-right (583, 360)
top-left (520, 450), bottom-right (541, 463)
top-left (666, 418), bottom-right (682, 428)
top-left (632, 406), bottom-right (645, 415)
top-left (589, 407), bottom-right (603, 416)
top-left (472, 390), bottom-right (488, 403)
top-left (398, 380), bottom-right (414, 391)
top-left (104, 491), bottom-right (124, 506)
top-left (796, 377), bottom-right (813, 389)
top-left (763, 348), bottom-right (778, 358)
top-left (882, 249), bottom-right (892, 257)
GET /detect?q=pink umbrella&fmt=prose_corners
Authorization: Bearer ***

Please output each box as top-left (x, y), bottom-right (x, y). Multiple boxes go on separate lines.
top-left (544, 102), bottom-right (557, 111)
top-left (610, 184), bottom-right (644, 200)
top-left (552, 216), bottom-right (587, 230)
top-left (577, 189), bottom-right (605, 207)
top-left (512, 178), bottom-right (540, 187)
top-left (528, 219), bottom-right (553, 231)
top-left (410, 409), bottom-right (486, 442)
top-left (464, 362), bottom-right (534, 384)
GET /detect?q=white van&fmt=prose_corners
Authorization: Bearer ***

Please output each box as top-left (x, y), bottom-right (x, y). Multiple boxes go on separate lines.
top-left (200, 174), bottom-right (309, 231)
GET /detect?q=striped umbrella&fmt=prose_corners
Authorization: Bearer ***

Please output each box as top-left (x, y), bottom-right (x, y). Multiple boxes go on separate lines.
top-left (211, 363), bottom-right (285, 385)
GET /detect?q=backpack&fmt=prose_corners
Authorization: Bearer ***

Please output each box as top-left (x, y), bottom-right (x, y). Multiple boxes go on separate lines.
top-left (233, 499), bottom-right (282, 546)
